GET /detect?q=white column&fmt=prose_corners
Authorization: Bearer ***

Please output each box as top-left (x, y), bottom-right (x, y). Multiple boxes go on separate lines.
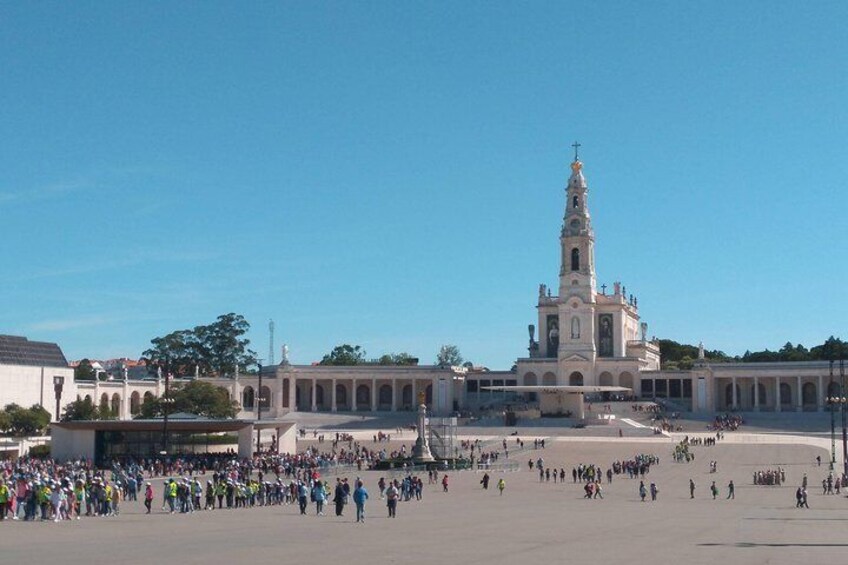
top-left (275, 377), bottom-right (283, 415)
top-left (288, 378), bottom-right (295, 410)
top-left (818, 375), bottom-right (824, 412)
top-left (371, 378), bottom-right (377, 411)
top-left (753, 376), bottom-right (760, 412)
top-left (351, 379), bottom-right (357, 412)
top-left (796, 376), bottom-right (803, 412)
top-left (331, 378), bottom-right (337, 412)
top-left (310, 380), bottom-right (317, 412)
top-left (391, 381), bottom-right (397, 412)
top-left (731, 376), bottom-right (738, 410)
top-left (412, 379), bottom-right (418, 406)
top-left (775, 377), bottom-right (781, 412)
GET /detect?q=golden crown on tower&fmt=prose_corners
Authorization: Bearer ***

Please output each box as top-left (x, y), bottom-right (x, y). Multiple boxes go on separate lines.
top-left (571, 160), bottom-right (582, 173)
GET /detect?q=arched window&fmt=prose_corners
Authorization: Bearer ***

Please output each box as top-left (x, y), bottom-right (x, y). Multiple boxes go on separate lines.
top-left (259, 385), bottom-right (272, 409)
top-left (572, 195), bottom-right (579, 209)
top-left (242, 386), bottom-right (255, 409)
top-left (130, 392), bottom-right (141, 415)
top-left (571, 248), bottom-right (580, 271)
top-left (571, 316), bottom-right (580, 339)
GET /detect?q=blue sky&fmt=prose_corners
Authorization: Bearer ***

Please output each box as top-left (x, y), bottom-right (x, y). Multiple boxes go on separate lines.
top-left (2, 2), bottom-right (847, 367)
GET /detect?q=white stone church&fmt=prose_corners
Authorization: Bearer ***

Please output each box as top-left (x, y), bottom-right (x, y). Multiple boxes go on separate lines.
top-left (3, 154), bottom-right (840, 420)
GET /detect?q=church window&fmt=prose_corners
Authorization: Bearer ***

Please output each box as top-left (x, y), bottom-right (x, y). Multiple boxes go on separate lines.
top-left (571, 248), bottom-right (580, 271)
top-left (572, 195), bottom-right (579, 209)
top-left (571, 316), bottom-right (580, 339)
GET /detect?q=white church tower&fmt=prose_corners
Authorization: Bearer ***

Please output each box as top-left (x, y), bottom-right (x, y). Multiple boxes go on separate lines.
top-left (556, 152), bottom-right (597, 380)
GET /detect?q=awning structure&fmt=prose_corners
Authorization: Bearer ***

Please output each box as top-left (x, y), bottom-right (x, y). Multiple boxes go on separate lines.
top-left (482, 385), bottom-right (631, 394)
top-left (481, 385), bottom-right (632, 418)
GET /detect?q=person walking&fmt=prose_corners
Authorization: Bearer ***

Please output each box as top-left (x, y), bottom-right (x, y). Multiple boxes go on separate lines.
top-left (710, 481), bottom-right (718, 500)
top-left (481, 473), bottom-right (490, 490)
top-left (333, 479), bottom-right (345, 517)
top-left (353, 480), bottom-right (369, 523)
top-left (312, 481), bottom-right (326, 516)
top-left (650, 482), bottom-right (658, 501)
top-left (497, 478), bottom-right (506, 496)
top-left (144, 483), bottom-right (153, 514)
top-left (386, 481), bottom-right (399, 518)
top-left (689, 479), bottom-right (695, 499)
top-left (726, 480), bottom-right (735, 500)
top-left (639, 481), bottom-right (647, 502)
top-left (297, 481), bottom-right (309, 515)
top-left (442, 475), bottom-right (449, 493)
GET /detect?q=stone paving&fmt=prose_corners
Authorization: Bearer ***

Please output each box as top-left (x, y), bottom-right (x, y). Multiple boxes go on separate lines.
top-left (2, 433), bottom-right (844, 565)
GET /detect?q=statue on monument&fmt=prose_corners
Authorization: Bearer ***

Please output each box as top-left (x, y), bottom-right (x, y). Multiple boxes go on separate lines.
top-left (281, 344), bottom-right (290, 365)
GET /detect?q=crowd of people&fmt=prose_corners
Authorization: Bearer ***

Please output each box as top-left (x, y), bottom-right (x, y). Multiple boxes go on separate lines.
top-left (753, 468), bottom-right (785, 486)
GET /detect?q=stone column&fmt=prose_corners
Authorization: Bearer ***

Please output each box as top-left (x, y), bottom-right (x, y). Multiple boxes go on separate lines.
top-left (351, 379), bottom-right (357, 412)
top-left (331, 378), bottom-right (337, 412)
top-left (288, 378), bottom-right (295, 410)
top-left (731, 376), bottom-right (738, 410)
top-left (276, 378), bottom-right (284, 416)
top-left (753, 376), bottom-right (760, 412)
top-left (412, 379), bottom-right (417, 409)
top-left (818, 375), bottom-right (824, 412)
top-left (371, 378), bottom-right (377, 411)
top-left (796, 376), bottom-right (803, 412)
top-left (310, 380), bottom-right (317, 412)
top-left (391, 381), bottom-right (397, 412)
top-left (775, 377), bottom-right (781, 413)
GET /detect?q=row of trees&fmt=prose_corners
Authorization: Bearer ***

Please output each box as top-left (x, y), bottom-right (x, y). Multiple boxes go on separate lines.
top-left (660, 336), bottom-right (848, 370)
top-left (318, 343), bottom-right (466, 367)
top-left (0, 404), bottom-right (52, 436)
top-left (141, 313), bottom-right (258, 378)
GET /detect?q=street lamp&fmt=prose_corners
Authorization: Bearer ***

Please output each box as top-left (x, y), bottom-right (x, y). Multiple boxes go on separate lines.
top-left (840, 358), bottom-right (847, 478)
top-left (256, 362), bottom-right (264, 455)
top-left (161, 371), bottom-right (176, 455)
top-left (828, 361), bottom-right (836, 471)
top-left (53, 376), bottom-right (65, 421)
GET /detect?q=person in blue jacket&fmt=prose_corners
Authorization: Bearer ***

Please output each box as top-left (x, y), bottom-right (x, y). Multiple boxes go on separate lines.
top-left (353, 479), bottom-right (369, 523)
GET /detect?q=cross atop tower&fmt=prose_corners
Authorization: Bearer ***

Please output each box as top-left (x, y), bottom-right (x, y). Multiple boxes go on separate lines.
top-left (571, 141), bottom-right (581, 161)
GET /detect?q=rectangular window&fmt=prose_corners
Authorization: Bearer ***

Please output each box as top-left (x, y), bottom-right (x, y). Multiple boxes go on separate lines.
top-left (655, 379), bottom-right (667, 397)
top-left (493, 379), bottom-right (504, 388)
top-left (467, 380), bottom-right (478, 393)
top-left (682, 379), bottom-right (693, 398)
top-left (480, 380), bottom-right (491, 394)
top-left (669, 379), bottom-right (681, 398)
top-left (641, 380), bottom-right (653, 396)
top-left (506, 379), bottom-right (517, 387)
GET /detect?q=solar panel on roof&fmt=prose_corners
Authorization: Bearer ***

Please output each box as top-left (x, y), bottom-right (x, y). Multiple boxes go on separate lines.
top-left (0, 335), bottom-right (69, 367)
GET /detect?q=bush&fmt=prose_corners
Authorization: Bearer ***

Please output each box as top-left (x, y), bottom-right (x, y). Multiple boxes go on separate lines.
top-left (29, 444), bottom-right (50, 458)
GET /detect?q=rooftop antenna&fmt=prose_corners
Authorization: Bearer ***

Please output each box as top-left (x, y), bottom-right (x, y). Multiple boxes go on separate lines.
top-left (269, 319), bottom-right (275, 365)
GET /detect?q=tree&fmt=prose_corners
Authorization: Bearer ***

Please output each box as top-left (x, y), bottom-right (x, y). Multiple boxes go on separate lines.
top-left (0, 410), bottom-right (11, 434)
top-left (137, 380), bottom-right (239, 419)
top-left (2, 404), bottom-right (51, 436)
top-left (60, 397), bottom-right (116, 422)
top-left (141, 313), bottom-right (258, 378)
top-left (377, 352), bottom-right (418, 366)
top-left (320, 344), bottom-right (366, 366)
top-left (74, 359), bottom-right (96, 381)
top-left (436, 345), bottom-right (463, 367)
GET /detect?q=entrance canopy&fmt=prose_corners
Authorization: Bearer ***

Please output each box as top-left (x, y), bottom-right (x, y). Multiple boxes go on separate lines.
top-left (482, 385), bottom-right (632, 419)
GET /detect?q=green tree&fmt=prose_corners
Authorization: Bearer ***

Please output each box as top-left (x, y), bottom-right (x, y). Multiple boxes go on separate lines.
top-left (3, 404), bottom-right (51, 436)
top-left (137, 380), bottom-right (238, 419)
top-left (74, 359), bottom-right (96, 381)
top-left (60, 397), bottom-right (116, 421)
top-left (0, 410), bottom-right (11, 434)
top-left (436, 344), bottom-right (463, 366)
top-left (142, 313), bottom-right (257, 377)
top-left (377, 352), bottom-right (418, 366)
top-left (320, 344), bottom-right (366, 366)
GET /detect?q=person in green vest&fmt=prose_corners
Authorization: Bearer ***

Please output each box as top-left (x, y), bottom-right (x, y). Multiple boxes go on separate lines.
top-left (0, 480), bottom-right (10, 520)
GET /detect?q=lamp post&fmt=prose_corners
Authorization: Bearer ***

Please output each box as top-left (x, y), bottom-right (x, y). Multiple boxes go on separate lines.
top-left (161, 371), bottom-right (176, 455)
top-left (53, 376), bottom-right (65, 421)
top-left (256, 362), bottom-right (263, 455)
top-left (828, 361), bottom-right (836, 471)
top-left (841, 358), bottom-right (847, 478)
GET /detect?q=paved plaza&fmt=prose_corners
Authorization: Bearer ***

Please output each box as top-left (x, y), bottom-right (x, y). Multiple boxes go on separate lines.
top-left (2, 431), bottom-right (844, 565)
